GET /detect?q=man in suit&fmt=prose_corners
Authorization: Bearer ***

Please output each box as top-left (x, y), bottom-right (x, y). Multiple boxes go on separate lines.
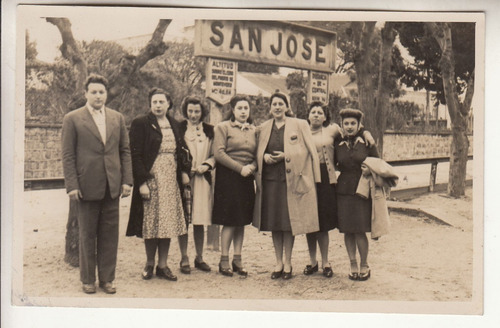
top-left (62, 74), bottom-right (133, 294)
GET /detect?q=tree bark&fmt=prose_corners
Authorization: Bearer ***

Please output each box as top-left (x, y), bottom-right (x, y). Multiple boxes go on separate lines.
top-left (107, 19), bottom-right (171, 103)
top-left (46, 18), bottom-right (88, 110)
top-left (426, 22), bottom-right (472, 197)
top-left (374, 22), bottom-right (397, 156)
top-left (48, 18), bottom-right (172, 265)
top-left (351, 22), bottom-right (379, 146)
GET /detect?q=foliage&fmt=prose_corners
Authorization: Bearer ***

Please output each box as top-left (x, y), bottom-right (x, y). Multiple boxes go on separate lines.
top-left (385, 100), bottom-right (421, 131)
top-left (25, 38), bottom-right (206, 124)
top-left (26, 31), bottom-right (38, 61)
top-left (394, 22), bottom-right (475, 105)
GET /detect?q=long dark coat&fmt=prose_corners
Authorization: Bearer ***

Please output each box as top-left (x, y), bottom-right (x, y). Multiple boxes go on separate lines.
top-left (126, 112), bottom-right (191, 238)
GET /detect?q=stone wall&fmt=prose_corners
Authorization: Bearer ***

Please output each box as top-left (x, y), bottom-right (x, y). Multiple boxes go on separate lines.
top-left (382, 131), bottom-right (474, 162)
top-left (24, 125), bottom-right (474, 180)
top-left (24, 123), bottom-right (63, 179)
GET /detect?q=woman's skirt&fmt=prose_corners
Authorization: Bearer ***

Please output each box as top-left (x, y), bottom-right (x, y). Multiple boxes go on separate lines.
top-left (260, 178), bottom-right (291, 232)
top-left (316, 163), bottom-right (338, 232)
top-left (212, 164), bottom-right (255, 226)
top-left (337, 193), bottom-right (372, 233)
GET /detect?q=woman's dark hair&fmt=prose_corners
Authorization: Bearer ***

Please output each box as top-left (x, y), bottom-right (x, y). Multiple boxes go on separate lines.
top-left (181, 96), bottom-right (208, 121)
top-left (269, 90), bottom-right (294, 117)
top-left (269, 90), bottom-right (289, 108)
top-left (85, 74), bottom-right (108, 91)
top-left (148, 87), bottom-right (173, 110)
top-left (339, 108), bottom-right (363, 123)
top-left (307, 101), bottom-right (331, 127)
top-left (227, 94), bottom-right (253, 123)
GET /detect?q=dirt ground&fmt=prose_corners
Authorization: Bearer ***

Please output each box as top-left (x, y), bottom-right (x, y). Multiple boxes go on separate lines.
top-left (20, 187), bottom-right (473, 305)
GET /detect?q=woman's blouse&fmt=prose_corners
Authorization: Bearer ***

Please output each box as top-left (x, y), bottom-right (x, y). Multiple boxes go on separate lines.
top-left (334, 131), bottom-right (379, 195)
top-left (262, 123), bottom-right (286, 181)
top-left (310, 124), bottom-right (342, 184)
top-left (213, 120), bottom-right (257, 173)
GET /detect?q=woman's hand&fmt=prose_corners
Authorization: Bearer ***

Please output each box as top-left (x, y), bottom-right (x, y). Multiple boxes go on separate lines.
top-left (361, 164), bottom-right (371, 177)
top-left (264, 153), bottom-right (276, 165)
top-left (240, 165), bottom-right (254, 177)
top-left (363, 131), bottom-right (376, 147)
top-left (271, 151), bottom-right (285, 162)
top-left (195, 164), bottom-right (210, 175)
top-left (139, 183), bottom-right (150, 200)
top-left (181, 172), bottom-right (190, 185)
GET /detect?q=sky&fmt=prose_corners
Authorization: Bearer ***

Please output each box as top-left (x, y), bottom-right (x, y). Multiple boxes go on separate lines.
top-left (26, 14), bottom-right (194, 62)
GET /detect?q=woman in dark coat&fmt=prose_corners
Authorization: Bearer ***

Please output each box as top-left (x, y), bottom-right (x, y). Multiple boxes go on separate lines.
top-left (334, 108), bottom-right (378, 281)
top-left (126, 88), bottom-right (191, 282)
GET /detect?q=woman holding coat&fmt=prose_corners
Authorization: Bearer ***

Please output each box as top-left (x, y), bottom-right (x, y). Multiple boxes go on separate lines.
top-left (126, 88), bottom-right (191, 282)
top-left (334, 108), bottom-right (379, 281)
top-left (253, 91), bottom-right (321, 280)
top-left (177, 96), bottom-right (214, 274)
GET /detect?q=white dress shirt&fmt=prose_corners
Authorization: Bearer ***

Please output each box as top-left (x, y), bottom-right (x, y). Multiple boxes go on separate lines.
top-left (87, 104), bottom-right (106, 145)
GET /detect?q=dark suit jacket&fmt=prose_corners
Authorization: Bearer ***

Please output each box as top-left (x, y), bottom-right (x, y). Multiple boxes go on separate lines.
top-left (61, 106), bottom-right (133, 200)
top-left (126, 112), bottom-right (191, 237)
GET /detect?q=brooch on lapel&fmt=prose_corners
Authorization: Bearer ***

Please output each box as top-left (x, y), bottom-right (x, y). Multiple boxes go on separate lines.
top-left (151, 124), bottom-right (158, 131)
top-left (290, 133), bottom-right (298, 141)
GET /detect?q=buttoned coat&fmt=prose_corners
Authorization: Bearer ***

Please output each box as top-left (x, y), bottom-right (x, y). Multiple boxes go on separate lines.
top-left (253, 117), bottom-right (321, 236)
top-left (61, 106), bottom-right (133, 200)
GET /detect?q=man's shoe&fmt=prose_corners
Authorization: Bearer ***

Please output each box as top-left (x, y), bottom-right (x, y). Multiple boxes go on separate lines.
top-left (82, 283), bottom-right (96, 294)
top-left (99, 282), bottom-right (116, 294)
top-left (142, 265), bottom-right (154, 280)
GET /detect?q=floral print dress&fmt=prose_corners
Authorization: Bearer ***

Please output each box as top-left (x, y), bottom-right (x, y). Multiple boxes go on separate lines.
top-left (142, 124), bottom-right (187, 239)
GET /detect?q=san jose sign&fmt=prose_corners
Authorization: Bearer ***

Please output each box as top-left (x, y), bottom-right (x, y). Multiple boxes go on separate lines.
top-left (195, 20), bottom-right (337, 73)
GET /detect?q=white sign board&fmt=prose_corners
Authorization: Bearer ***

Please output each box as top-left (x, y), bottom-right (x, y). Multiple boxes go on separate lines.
top-left (308, 71), bottom-right (329, 104)
top-left (205, 58), bottom-right (237, 105)
top-left (195, 20), bottom-right (336, 73)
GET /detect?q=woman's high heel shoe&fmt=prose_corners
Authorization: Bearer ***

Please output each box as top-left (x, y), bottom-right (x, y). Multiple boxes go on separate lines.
top-left (348, 271), bottom-right (359, 281)
top-left (232, 261), bottom-right (248, 277)
top-left (358, 268), bottom-right (371, 281)
top-left (271, 266), bottom-right (284, 279)
top-left (218, 262), bottom-right (233, 277)
top-left (282, 267), bottom-right (293, 280)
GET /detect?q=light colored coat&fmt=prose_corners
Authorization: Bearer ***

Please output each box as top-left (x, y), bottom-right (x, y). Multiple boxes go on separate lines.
top-left (253, 117), bottom-right (321, 236)
top-left (356, 157), bottom-right (399, 239)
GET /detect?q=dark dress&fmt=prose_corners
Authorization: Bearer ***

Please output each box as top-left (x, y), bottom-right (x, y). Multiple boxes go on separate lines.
top-left (260, 124), bottom-right (291, 232)
top-left (334, 132), bottom-right (378, 233)
top-left (316, 164), bottom-right (338, 231)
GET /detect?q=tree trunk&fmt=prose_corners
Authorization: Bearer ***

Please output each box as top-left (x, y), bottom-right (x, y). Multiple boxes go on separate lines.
top-left (425, 89), bottom-right (430, 128)
top-left (48, 18), bottom-right (173, 264)
top-left (351, 22), bottom-right (379, 146)
top-left (426, 22), bottom-right (473, 197)
top-left (107, 19), bottom-right (172, 103)
top-left (64, 199), bottom-right (79, 267)
top-left (375, 22), bottom-right (396, 157)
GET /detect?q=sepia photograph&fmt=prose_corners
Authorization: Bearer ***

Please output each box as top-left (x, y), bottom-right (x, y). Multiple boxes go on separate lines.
top-left (2, 1), bottom-right (498, 327)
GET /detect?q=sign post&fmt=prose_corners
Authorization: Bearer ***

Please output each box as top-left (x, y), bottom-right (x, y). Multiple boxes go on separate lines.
top-left (308, 71), bottom-right (329, 105)
top-left (205, 58), bottom-right (237, 105)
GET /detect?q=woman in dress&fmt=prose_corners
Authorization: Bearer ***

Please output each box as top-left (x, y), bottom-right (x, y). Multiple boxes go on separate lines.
top-left (177, 96), bottom-right (214, 273)
top-left (126, 87), bottom-right (191, 282)
top-left (253, 91), bottom-right (321, 280)
top-left (334, 108), bottom-right (379, 281)
top-left (304, 102), bottom-right (375, 278)
top-left (212, 95), bottom-right (257, 277)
